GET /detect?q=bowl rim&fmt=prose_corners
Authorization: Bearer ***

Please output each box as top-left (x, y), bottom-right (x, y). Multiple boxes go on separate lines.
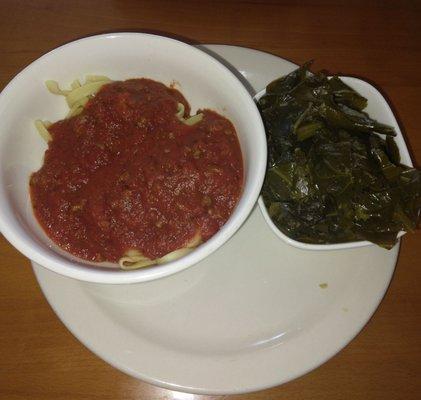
top-left (255, 78), bottom-right (410, 251)
top-left (0, 32), bottom-right (267, 283)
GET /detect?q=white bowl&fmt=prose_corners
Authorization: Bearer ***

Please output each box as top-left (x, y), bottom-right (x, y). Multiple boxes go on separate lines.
top-left (256, 77), bottom-right (413, 250)
top-left (0, 33), bottom-right (266, 284)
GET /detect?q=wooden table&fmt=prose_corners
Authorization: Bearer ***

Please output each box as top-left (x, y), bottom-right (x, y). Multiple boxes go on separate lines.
top-left (0, 1), bottom-right (420, 399)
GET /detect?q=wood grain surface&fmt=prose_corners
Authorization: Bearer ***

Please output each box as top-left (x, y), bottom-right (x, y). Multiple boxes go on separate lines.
top-left (0, 1), bottom-right (420, 399)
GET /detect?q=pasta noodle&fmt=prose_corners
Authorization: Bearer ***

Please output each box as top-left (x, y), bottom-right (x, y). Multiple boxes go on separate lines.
top-left (66, 97), bottom-right (89, 118)
top-left (65, 80), bottom-right (111, 107)
top-left (70, 79), bottom-right (81, 90)
top-left (38, 76), bottom-right (112, 142)
top-left (176, 102), bottom-right (204, 125)
top-left (119, 231), bottom-right (202, 270)
top-left (34, 120), bottom-right (52, 142)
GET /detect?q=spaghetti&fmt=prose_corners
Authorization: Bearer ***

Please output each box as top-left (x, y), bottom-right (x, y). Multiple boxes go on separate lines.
top-left (30, 77), bottom-right (243, 270)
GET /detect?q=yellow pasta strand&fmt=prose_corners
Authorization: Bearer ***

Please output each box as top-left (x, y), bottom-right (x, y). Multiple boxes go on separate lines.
top-left (66, 80), bottom-right (110, 107)
top-left (175, 103), bottom-right (203, 126)
top-left (85, 75), bottom-right (112, 83)
top-left (118, 231), bottom-right (202, 270)
top-left (66, 97), bottom-right (89, 118)
top-left (119, 257), bottom-right (156, 270)
top-left (186, 231), bottom-right (202, 248)
top-left (71, 79), bottom-right (82, 89)
top-left (34, 120), bottom-right (52, 142)
top-left (156, 247), bottom-right (194, 264)
top-left (45, 80), bottom-right (70, 96)
top-left (119, 249), bottom-right (155, 270)
top-left (176, 102), bottom-right (185, 118)
top-left (183, 113), bottom-right (203, 126)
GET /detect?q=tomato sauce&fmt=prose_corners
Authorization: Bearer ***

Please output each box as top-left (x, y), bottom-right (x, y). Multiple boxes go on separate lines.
top-left (30, 79), bottom-right (243, 262)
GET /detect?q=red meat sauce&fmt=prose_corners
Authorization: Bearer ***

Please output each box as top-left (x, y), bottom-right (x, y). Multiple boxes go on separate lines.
top-left (30, 79), bottom-right (243, 262)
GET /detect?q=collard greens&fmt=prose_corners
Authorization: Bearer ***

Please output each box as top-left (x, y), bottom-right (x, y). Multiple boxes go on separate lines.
top-left (259, 63), bottom-right (420, 249)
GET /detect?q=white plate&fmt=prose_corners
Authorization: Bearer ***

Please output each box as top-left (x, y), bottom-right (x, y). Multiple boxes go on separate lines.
top-left (33, 45), bottom-right (399, 395)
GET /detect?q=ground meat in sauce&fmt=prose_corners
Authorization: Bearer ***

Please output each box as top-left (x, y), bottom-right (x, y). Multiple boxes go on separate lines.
top-left (30, 79), bottom-right (243, 262)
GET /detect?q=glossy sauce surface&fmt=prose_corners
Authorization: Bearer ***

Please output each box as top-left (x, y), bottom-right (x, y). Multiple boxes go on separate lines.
top-left (30, 79), bottom-right (243, 261)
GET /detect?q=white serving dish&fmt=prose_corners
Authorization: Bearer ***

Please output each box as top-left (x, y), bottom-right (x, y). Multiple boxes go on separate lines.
top-left (255, 80), bottom-right (412, 251)
top-left (0, 33), bottom-right (266, 284)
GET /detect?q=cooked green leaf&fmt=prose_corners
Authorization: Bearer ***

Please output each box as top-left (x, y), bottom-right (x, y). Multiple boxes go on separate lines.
top-left (259, 64), bottom-right (420, 249)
